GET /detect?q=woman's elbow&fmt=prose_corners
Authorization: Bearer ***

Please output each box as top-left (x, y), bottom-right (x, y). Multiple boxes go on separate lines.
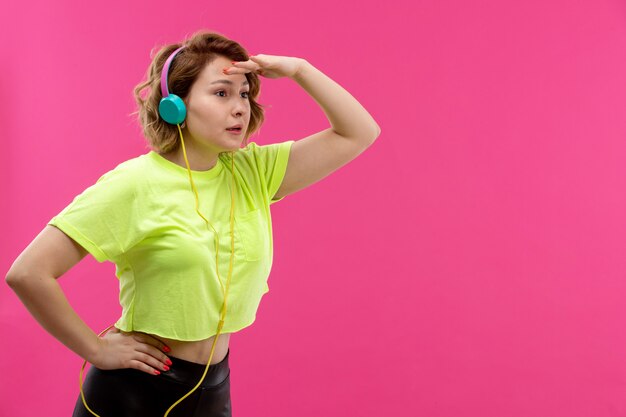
top-left (5, 266), bottom-right (45, 290)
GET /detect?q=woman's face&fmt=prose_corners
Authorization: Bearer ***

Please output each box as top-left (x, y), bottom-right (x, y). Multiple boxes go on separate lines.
top-left (183, 55), bottom-right (251, 153)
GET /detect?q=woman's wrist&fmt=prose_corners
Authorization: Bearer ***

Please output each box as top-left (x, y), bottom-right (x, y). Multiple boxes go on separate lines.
top-left (291, 58), bottom-right (311, 82)
top-left (84, 334), bottom-right (105, 365)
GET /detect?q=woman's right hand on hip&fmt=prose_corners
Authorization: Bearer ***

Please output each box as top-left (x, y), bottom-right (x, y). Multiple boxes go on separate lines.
top-left (91, 327), bottom-right (172, 375)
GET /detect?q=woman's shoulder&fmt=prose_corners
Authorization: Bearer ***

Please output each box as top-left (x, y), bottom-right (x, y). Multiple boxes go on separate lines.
top-left (224, 140), bottom-right (290, 163)
top-left (114, 151), bottom-right (152, 171)
top-left (98, 152), bottom-right (151, 179)
top-left (87, 152), bottom-right (153, 194)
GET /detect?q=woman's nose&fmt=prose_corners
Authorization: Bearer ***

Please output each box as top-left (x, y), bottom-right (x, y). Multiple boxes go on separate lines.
top-left (233, 102), bottom-right (247, 117)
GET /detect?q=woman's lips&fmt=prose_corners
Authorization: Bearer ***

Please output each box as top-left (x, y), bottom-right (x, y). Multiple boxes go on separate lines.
top-left (226, 128), bottom-right (243, 135)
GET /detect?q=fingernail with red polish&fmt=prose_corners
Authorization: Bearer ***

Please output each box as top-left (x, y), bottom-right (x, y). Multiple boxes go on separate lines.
top-left (163, 346), bottom-right (171, 353)
top-left (154, 370), bottom-right (161, 375)
top-left (163, 365), bottom-right (170, 371)
top-left (165, 359), bottom-right (172, 366)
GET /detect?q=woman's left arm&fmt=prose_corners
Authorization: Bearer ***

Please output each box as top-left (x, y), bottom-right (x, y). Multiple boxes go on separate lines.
top-left (229, 56), bottom-right (382, 200)
top-left (273, 59), bottom-right (381, 199)
top-left (292, 59), bottom-right (381, 142)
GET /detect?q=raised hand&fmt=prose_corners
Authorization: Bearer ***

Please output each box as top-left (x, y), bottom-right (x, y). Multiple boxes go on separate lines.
top-left (224, 54), bottom-right (306, 79)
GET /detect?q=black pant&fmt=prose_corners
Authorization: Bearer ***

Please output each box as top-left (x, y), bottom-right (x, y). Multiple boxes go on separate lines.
top-left (72, 349), bottom-right (232, 417)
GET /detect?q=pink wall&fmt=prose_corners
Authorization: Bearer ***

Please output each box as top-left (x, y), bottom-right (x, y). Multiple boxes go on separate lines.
top-left (2, 0), bottom-right (626, 416)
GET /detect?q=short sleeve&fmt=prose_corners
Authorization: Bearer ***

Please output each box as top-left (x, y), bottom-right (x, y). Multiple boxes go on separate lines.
top-left (247, 140), bottom-right (294, 205)
top-left (47, 166), bottom-right (142, 263)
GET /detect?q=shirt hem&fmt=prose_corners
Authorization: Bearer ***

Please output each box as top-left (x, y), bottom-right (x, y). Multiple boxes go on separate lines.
top-left (48, 218), bottom-right (109, 263)
top-left (113, 314), bottom-right (260, 342)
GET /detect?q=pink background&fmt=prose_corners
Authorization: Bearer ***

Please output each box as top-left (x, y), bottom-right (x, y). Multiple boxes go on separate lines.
top-left (2, 0), bottom-right (626, 416)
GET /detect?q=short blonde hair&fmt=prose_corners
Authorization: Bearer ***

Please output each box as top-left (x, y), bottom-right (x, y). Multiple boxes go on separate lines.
top-left (131, 30), bottom-right (265, 153)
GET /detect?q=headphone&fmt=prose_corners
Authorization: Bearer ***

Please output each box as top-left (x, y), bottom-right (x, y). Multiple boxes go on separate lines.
top-left (79, 44), bottom-right (238, 417)
top-left (158, 45), bottom-right (187, 125)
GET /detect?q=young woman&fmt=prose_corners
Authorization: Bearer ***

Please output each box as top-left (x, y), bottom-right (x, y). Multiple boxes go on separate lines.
top-left (5, 30), bottom-right (380, 417)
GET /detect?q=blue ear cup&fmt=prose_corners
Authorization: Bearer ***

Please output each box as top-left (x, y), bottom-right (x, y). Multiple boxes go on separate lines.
top-left (159, 94), bottom-right (187, 125)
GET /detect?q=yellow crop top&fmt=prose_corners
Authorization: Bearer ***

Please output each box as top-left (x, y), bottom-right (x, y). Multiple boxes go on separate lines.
top-left (48, 140), bottom-right (294, 341)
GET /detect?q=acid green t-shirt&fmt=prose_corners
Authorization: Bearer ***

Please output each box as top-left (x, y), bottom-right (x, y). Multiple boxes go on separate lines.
top-left (48, 140), bottom-right (294, 341)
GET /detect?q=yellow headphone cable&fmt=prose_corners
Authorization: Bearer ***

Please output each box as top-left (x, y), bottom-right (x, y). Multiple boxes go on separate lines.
top-left (79, 122), bottom-right (236, 417)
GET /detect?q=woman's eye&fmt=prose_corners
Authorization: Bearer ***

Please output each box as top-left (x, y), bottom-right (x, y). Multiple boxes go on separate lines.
top-left (216, 90), bottom-right (250, 99)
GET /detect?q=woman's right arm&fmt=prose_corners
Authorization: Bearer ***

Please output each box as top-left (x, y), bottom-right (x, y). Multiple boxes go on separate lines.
top-left (5, 225), bottom-right (171, 375)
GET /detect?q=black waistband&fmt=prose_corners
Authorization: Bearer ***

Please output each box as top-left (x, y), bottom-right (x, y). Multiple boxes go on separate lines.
top-left (161, 349), bottom-right (230, 389)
